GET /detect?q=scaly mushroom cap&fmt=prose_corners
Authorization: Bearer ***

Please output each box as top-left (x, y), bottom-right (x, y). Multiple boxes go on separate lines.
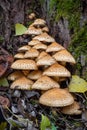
top-left (46, 42), bottom-right (64, 53)
top-left (28, 13), bottom-right (36, 20)
top-left (37, 54), bottom-right (56, 66)
top-left (43, 63), bottom-right (71, 77)
top-left (53, 49), bottom-right (76, 64)
top-left (11, 59), bottom-right (37, 70)
top-left (10, 76), bottom-right (33, 90)
top-left (14, 53), bottom-right (24, 59)
top-left (28, 39), bottom-right (42, 46)
top-left (39, 88), bottom-right (74, 107)
top-left (32, 76), bottom-right (60, 90)
top-left (61, 101), bottom-right (82, 115)
top-left (33, 43), bottom-right (47, 50)
top-left (18, 45), bottom-right (31, 52)
top-left (8, 71), bottom-right (23, 81)
top-left (33, 33), bottom-right (55, 43)
top-left (33, 18), bottom-right (46, 27)
top-left (27, 70), bottom-right (42, 80)
top-left (36, 51), bottom-right (48, 61)
top-left (25, 26), bottom-right (42, 35)
top-left (42, 26), bottom-right (49, 33)
top-left (24, 48), bottom-right (39, 58)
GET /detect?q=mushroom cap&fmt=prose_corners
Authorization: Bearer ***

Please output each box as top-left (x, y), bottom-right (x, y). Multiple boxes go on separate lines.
top-left (28, 39), bottom-right (42, 46)
top-left (28, 13), bottom-right (36, 19)
top-left (22, 70), bottom-right (30, 76)
top-left (61, 101), bottom-right (82, 115)
top-left (8, 71), bottom-right (23, 81)
top-left (27, 70), bottom-right (42, 80)
top-left (14, 53), bottom-right (24, 59)
top-left (43, 63), bottom-right (71, 77)
top-left (33, 43), bottom-right (47, 50)
top-left (39, 88), bottom-right (74, 107)
top-left (53, 49), bottom-right (76, 64)
top-left (36, 51), bottom-right (48, 61)
top-left (24, 48), bottom-right (39, 58)
top-left (18, 45), bottom-right (31, 52)
top-left (25, 26), bottom-right (42, 35)
top-left (37, 54), bottom-right (56, 66)
top-left (11, 59), bottom-right (37, 70)
top-left (10, 76), bottom-right (33, 90)
top-left (42, 26), bottom-right (49, 32)
top-left (32, 76), bottom-right (60, 90)
top-left (33, 33), bottom-right (55, 43)
top-left (33, 18), bottom-right (46, 27)
top-left (46, 42), bottom-right (64, 53)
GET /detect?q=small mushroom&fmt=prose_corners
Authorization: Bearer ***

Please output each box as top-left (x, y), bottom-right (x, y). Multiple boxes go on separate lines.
top-left (39, 88), bottom-right (74, 107)
top-left (42, 26), bottom-right (49, 33)
top-left (27, 70), bottom-right (42, 80)
top-left (28, 39), bottom-right (42, 46)
top-left (18, 45), bottom-right (31, 52)
top-left (8, 71), bottom-right (23, 81)
top-left (33, 18), bottom-right (46, 27)
top-left (36, 51), bottom-right (48, 61)
top-left (33, 43), bottom-right (47, 50)
top-left (43, 63), bottom-right (71, 77)
top-left (11, 59), bottom-right (38, 70)
top-left (28, 13), bottom-right (36, 20)
top-left (14, 52), bottom-right (24, 59)
top-left (24, 48), bottom-right (39, 58)
top-left (32, 76), bottom-right (60, 90)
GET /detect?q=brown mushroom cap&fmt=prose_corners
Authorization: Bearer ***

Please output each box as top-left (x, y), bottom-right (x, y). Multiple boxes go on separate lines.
top-left (11, 59), bottom-right (38, 70)
top-left (18, 45), bottom-right (31, 52)
top-left (27, 70), bottom-right (42, 80)
top-left (24, 26), bottom-right (42, 35)
top-left (37, 54), bottom-right (56, 66)
top-left (33, 33), bottom-right (55, 43)
top-left (33, 43), bottom-right (47, 50)
top-left (42, 26), bottom-right (49, 33)
top-left (28, 39), bottom-right (42, 46)
top-left (43, 63), bottom-right (71, 77)
top-left (61, 101), bottom-right (82, 115)
top-left (8, 71), bottom-right (23, 81)
top-left (53, 49), bottom-right (76, 64)
top-left (33, 18), bottom-right (46, 27)
top-left (24, 48), bottom-right (39, 58)
top-left (10, 76), bottom-right (33, 90)
top-left (39, 88), bottom-right (74, 107)
top-left (36, 51), bottom-right (48, 61)
top-left (28, 13), bottom-right (36, 20)
top-left (22, 70), bottom-right (30, 76)
top-left (46, 42), bottom-right (64, 53)
top-left (14, 53), bottom-right (24, 59)
top-left (32, 76), bottom-right (60, 90)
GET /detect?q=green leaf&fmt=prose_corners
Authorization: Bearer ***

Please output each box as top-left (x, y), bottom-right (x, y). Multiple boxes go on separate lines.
top-left (0, 122), bottom-right (7, 130)
top-left (40, 114), bottom-right (51, 130)
top-left (51, 124), bottom-right (57, 130)
top-left (68, 75), bottom-right (87, 93)
top-left (15, 23), bottom-right (27, 36)
top-left (0, 78), bottom-right (9, 87)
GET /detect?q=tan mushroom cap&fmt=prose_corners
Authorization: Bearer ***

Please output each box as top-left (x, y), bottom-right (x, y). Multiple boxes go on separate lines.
top-left (24, 48), bottom-right (39, 58)
top-left (61, 101), bottom-right (82, 115)
top-left (53, 49), bottom-right (76, 64)
top-left (37, 54), bottom-right (56, 66)
top-left (14, 53), bottom-right (24, 59)
top-left (33, 33), bottom-right (55, 43)
top-left (27, 70), bottom-right (42, 80)
top-left (28, 39), bottom-right (42, 46)
top-left (11, 59), bottom-right (38, 70)
top-left (39, 88), bottom-right (74, 107)
top-left (18, 45), bottom-right (31, 52)
top-left (24, 26), bottom-right (42, 35)
top-left (8, 71), bottom-right (23, 81)
top-left (43, 63), bottom-right (71, 77)
top-left (33, 43), bottom-right (47, 50)
top-left (32, 76), bottom-right (60, 90)
top-left (22, 70), bottom-right (30, 76)
top-left (46, 42), bottom-right (64, 53)
top-left (28, 13), bottom-right (36, 20)
top-left (42, 26), bottom-right (49, 33)
top-left (10, 76), bottom-right (33, 90)
top-left (36, 51), bottom-right (48, 61)
top-left (33, 18), bottom-right (46, 27)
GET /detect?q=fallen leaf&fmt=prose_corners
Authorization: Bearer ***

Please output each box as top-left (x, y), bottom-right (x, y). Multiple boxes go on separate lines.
top-left (0, 78), bottom-right (9, 87)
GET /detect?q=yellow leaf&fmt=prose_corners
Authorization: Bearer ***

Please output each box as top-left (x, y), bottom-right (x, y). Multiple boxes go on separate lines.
top-left (68, 75), bottom-right (87, 93)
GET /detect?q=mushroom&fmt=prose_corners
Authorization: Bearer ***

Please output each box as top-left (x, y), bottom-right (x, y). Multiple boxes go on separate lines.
top-left (33, 33), bottom-right (55, 43)
top-left (28, 13), bottom-right (36, 20)
top-left (61, 101), bottom-right (82, 115)
top-left (43, 63), bottom-right (71, 77)
top-left (18, 45), bottom-right (31, 52)
top-left (11, 59), bottom-right (38, 70)
top-left (33, 43), bottom-right (47, 50)
top-left (46, 42), bottom-right (64, 53)
top-left (39, 88), bottom-right (74, 107)
top-left (28, 39), bottom-right (42, 46)
top-left (27, 70), bottom-right (42, 80)
top-left (33, 18), bottom-right (46, 27)
top-left (42, 26), bottom-right (49, 33)
top-left (53, 49), bottom-right (76, 64)
top-left (36, 51), bottom-right (48, 61)
top-left (8, 71), bottom-right (23, 81)
top-left (32, 76), bottom-right (60, 90)
top-left (10, 76), bottom-right (33, 90)
top-left (24, 48), bottom-right (39, 58)
top-left (14, 52), bottom-right (24, 59)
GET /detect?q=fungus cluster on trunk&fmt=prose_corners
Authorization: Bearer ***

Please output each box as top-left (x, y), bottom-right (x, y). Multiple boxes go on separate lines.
top-left (8, 17), bottom-right (81, 115)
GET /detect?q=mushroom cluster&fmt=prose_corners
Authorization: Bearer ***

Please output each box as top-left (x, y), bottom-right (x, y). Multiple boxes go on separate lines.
top-left (8, 17), bottom-right (81, 115)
